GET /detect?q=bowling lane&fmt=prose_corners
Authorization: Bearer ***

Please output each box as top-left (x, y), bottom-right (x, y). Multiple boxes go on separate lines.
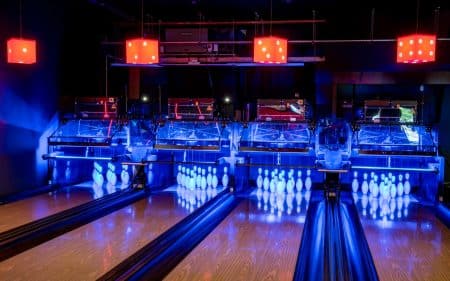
top-left (0, 188), bottom-right (209, 281)
top-left (356, 195), bottom-right (450, 281)
top-left (165, 190), bottom-right (310, 281)
top-left (0, 186), bottom-right (97, 233)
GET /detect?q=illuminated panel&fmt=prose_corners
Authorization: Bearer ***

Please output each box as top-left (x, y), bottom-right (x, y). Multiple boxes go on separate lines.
top-left (126, 38), bottom-right (159, 64)
top-left (7, 38), bottom-right (37, 64)
top-left (253, 36), bottom-right (287, 64)
top-left (397, 34), bottom-right (436, 64)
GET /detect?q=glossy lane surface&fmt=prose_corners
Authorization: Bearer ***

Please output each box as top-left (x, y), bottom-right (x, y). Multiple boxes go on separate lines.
top-left (356, 195), bottom-right (450, 281)
top-left (0, 192), bottom-right (196, 281)
top-left (0, 188), bottom-right (95, 233)
top-left (165, 192), bottom-right (308, 281)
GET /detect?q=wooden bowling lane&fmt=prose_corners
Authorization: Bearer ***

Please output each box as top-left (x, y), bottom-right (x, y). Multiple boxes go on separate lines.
top-left (0, 193), bottom-right (196, 281)
top-left (0, 187), bottom-right (95, 233)
top-left (359, 199), bottom-right (450, 281)
top-left (164, 198), bottom-right (306, 281)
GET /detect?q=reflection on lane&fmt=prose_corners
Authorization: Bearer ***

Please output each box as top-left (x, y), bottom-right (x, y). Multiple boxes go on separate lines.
top-left (0, 192), bottom-right (206, 281)
top-left (356, 194), bottom-right (450, 281)
top-left (164, 193), bottom-right (307, 281)
top-left (255, 188), bottom-right (311, 218)
top-left (354, 193), bottom-right (414, 222)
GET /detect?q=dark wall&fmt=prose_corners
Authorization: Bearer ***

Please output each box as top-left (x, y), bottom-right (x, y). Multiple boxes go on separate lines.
top-left (0, 0), bottom-right (64, 196)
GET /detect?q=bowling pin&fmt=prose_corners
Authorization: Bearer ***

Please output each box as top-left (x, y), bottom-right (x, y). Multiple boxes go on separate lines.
top-left (361, 173), bottom-right (369, 195)
top-left (65, 161), bottom-right (71, 182)
top-left (177, 165), bottom-right (182, 186)
top-left (404, 173), bottom-right (411, 195)
top-left (286, 175), bottom-right (295, 194)
top-left (397, 174), bottom-right (404, 197)
top-left (277, 173), bottom-right (285, 194)
top-left (212, 167), bottom-right (218, 188)
top-left (106, 163), bottom-right (113, 185)
top-left (222, 166), bottom-right (229, 188)
top-left (181, 167), bottom-right (186, 187)
top-left (196, 167), bottom-right (202, 189)
top-left (263, 169), bottom-right (270, 191)
top-left (109, 163), bottom-right (117, 186)
top-left (256, 168), bottom-right (263, 189)
top-left (201, 169), bottom-right (207, 190)
top-left (121, 165), bottom-right (130, 187)
top-left (296, 170), bottom-right (303, 192)
top-left (352, 171), bottom-right (359, 193)
top-left (269, 172), bottom-right (276, 193)
top-left (207, 166), bottom-right (212, 188)
top-left (390, 176), bottom-right (397, 198)
top-left (52, 160), bottom-right (59, 183)
top-left (372, 175), bottom-right (379, 197)
top-left (305, 169), bottom-right (312, 191)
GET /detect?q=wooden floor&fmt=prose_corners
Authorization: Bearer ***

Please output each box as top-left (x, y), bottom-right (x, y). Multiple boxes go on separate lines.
top-left (358, 197), bottom-right (450, 281)
top-left (165, 198), bottom-right (306, 281)
top-left (0, 188), bottom-right (94, 233)
top-left (0, 193), bottom-right (195, 281)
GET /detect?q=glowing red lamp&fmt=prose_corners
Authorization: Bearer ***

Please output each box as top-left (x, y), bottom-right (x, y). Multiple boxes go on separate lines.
top-left (253, 36), bottom-right (288, 64)
top-left (397, 34), bottom-right (436, 64)
top-left (126, 38), bottom-right (159, 64)
top-left (7, 38), bottom-right (36, 64)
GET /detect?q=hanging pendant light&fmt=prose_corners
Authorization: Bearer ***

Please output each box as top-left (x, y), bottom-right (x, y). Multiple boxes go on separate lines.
top-left (253, 0), bottom-right (287, 64)
top-left (397, 34), bottom-right (436, 64)
top-left (7, 0), bottom-right (37, 64)
top-left (126, 38), bottom-right (159, 64)
top-left (125, 0), bottom-right (159, 64)
top-left (396, 0), bottom-right (436, 64)
top-left (7, 38), bottom-right (36, 64)
top-left (253, 36), bottom-right (287, 64)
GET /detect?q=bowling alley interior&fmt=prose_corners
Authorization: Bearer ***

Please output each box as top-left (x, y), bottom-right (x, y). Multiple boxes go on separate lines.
top-left (1, 0), bottom-right (450, 280)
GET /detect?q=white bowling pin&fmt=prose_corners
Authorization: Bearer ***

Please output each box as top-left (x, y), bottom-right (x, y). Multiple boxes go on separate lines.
top-left (65, 161), bottom-right (71, 182)
top-left (404, 173), bottom-right (411, 195)
top-left (201, 169), bottom-right (207, 189)
top-left (121, 165), bottom-right (130, 187)
top-left (106, 163), bottom-right (113, 185)
top-left (277, 174), bottom-right (285, 194)
top-left (256, 168), bottom-right (263, 189)
top-left (222, 166), bottom-right (229, 188)
top-left (372, 175), bottom-right (379, 197)
top-left (296, 170), bottom-right (303, 192)
top-left (181, 167), bottom-right (186, 187)
top-left (305, 169), bottom-right (312, 191)
top-left (390, 176), bottom-right (397, 198)
top-left (352, 171), bottom-right (359, 193)
top-left (286, 176), bottom-right (295, 194)
top-left (212, 167), bottom-right (218, 188)
top-left (177, 165), bottom-right (182, 186)
top-left (361, 173), bottom-right (369, 194)
top-left (263, 169), bottom-right (270, 191)
top-left (109, 164), bottom-right (117, 186)
top-left (269, 172), bottom-right (277, 193)
top-left (397, 174), bottom-right (404, 197)
top-left (207, 166), bottom-right (212, 188)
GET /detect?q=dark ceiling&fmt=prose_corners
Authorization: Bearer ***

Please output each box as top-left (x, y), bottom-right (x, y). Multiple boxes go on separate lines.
top-left (88, 0), bottom-right (450, 40)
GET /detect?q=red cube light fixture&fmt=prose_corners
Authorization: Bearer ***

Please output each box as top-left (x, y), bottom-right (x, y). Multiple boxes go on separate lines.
top-left (397, 34), bottom-right (436, 64)
top-left (253, 36), bottom-right (287, 64)
top-left (7, 38), bottom-right (36, 64)
top-left (126, 38), bottom-right (159, 64)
